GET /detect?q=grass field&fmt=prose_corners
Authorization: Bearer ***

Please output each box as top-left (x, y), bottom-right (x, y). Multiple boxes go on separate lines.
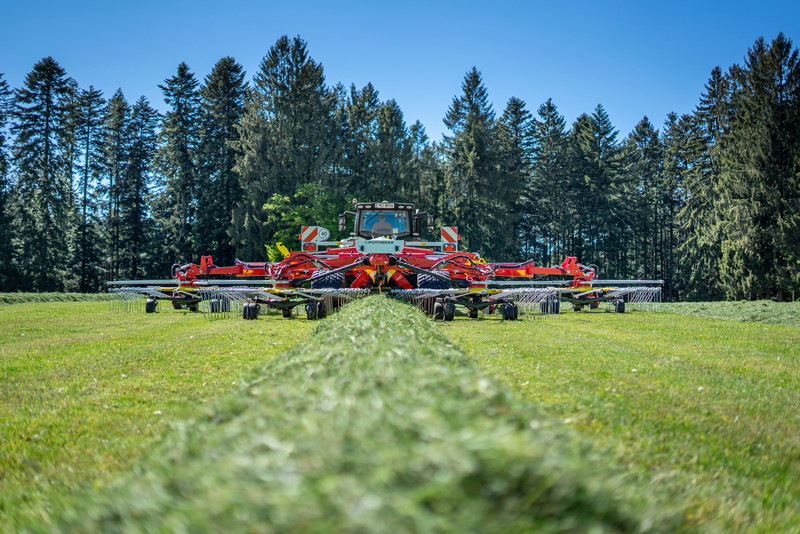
top-left (444, 308), bottom-right (800, 531)
top-left (0, 301), bottom-right (315, 529)
top-left (1, 297), bottom-right (799, 531)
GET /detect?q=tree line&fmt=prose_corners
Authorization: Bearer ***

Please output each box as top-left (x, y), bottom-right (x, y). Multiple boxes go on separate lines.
top-left (1, 34), bottom-right (798, 300)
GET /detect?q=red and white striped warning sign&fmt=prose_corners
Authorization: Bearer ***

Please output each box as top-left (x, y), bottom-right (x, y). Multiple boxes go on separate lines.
top-left (441, 226), bottom-right (458, 243)
top-left (300, 226), bottom-right (319, 243)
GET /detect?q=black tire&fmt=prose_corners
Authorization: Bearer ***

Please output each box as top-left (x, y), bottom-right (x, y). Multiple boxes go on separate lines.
top-left (188, 303), bottom-right (199, 312)
top-left (243, 302), bottom-right (259, 320)
top-left (502, 302), bottom-right (516, 321)
top-left (172, 300), bottom-right (183, 310)
top-left (433, 302), bottom-right (444, 320)
top-left (468, 308), bottom-right (479, 319)
top-left (418, 272), bottom-right (450, 290)
top-left (614, 299), bottom-right (626, 313)
top-left (281, 307), bottom-right (292, 318)
top-left (512, 302), bottom-right (519, 320)
top-left (145, 298), bottom-right (157, 313)
top-left (310, 271), bottom-right (345, 289)
top-left (305, 302), bottom-right (315, 320)
top-left (316, 301), bottom-right (327, 319)
top-left (572, 303), bottom-right (582, 312)
top-left (443, 302), bottom-right (456, 321)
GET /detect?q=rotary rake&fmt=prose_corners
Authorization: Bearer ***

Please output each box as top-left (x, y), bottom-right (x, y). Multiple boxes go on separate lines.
top-left (108, 200), bottom-right (662, 320)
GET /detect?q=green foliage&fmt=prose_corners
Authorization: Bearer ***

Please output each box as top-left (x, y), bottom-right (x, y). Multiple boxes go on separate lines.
top-left (22, 297), bottom-right (676, 533)
top-left (262, 182), bottom-right (347, 251)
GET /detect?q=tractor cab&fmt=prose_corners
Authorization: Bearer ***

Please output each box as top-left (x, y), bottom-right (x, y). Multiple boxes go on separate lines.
top-left (339, 201), bottom-right (433, 240)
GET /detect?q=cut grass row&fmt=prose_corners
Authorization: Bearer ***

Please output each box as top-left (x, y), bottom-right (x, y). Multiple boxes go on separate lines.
top-left (8, 297), bottom-right (675, 533)
top-left (661, 299), bottom-right (800, 327)
top-left (444, 309), bottom-right (800, 532)
top-left (0, 292), bottom-right (111, 305)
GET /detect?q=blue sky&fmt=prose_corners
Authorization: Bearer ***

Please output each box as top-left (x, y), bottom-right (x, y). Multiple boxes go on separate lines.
top-left (2, 1), bottom-right (799, 141)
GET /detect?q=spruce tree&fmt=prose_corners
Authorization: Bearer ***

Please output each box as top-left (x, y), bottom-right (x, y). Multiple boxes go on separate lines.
top-left (375, 99), bottom-right (412, 201)
top-left (10, 57), bottom-right (75, 291)
top-left (232, 36), bottom-right (338, 259)
top-left (659, 113), bottom-right (694, 299)
top-left (121, 97), bottom-right (160, 279)
top-left (443, 67), bottom-right (497, 257)
top-left (102, 90), bottom-right (130, 281)
top-left (678, 67), bottom-right (731, 300)
top-left (527, 99), bottom-right (569, 265)
top-left (0, 74), bottom-right (16, 289)
top-left (156, 62), bottom-right (200, 264)
top-left (622, 117), bottom-right (662, 280)
top-left (717, 34), bottom-right (800, 300)
top-left (195, 57), bottom-right (247, 266)
top-left (494, 97), bottom-right (531, 261)
top-left (342, 83), bottom-right (381, 199)
top-left (70, 86), bottom-right (106, 291)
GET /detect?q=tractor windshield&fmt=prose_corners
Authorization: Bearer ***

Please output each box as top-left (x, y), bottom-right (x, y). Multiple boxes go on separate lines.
top-left (360, 210), bottom-right (410, 237)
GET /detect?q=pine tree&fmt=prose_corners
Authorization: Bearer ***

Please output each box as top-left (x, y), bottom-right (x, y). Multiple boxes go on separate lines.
top-left (659, 113), bottom-right (693, 299)
top-left (232, 36), bottom-right (338, 259)
top-left (527, 99), bottom-right (569, 266)
top-left (494, 97), bottom-right (531, 261)
top-left (121, 97), bottom-right (160, 279)
top-left (342, 83), bottom-right (381, 199)
top-left (622, 117), bottom-right (662, 280)
top-left (443, 67), bottom-right (497, 258)
top-left (102, 90), bottom-right (130, 281)
top-left (156, 62), bottom-right (200, 264)
top-left (195, 57), bottom-right (247, 266)
top-left (678, 66), bottom-right (731, 300)
top-left (375, 99), bottom-right (412, 201)
top-left (10, 57), bottom-right (75, 291)
top-left (69, 86), bottom-right (106, 291)
top-left (717, 34), bottom-right (800, 300)
top-left (0, 73), bottom-right (16, 289)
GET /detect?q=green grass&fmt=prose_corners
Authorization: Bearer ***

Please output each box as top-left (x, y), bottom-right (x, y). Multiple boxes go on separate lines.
top-left (662, 299), bottom-right (800, 327)
top-left (0, 292), bottom-right (112, 305)
top-left (442, 309), bottom-right (800, 532)
top-left (0, 301), bottom-right (315, 529)
top-left (13, 297), bottom-right (676, 533)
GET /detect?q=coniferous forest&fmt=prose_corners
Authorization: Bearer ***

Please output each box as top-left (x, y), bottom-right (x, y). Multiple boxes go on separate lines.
top-left (1, 34), bottom-right (799, 301)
